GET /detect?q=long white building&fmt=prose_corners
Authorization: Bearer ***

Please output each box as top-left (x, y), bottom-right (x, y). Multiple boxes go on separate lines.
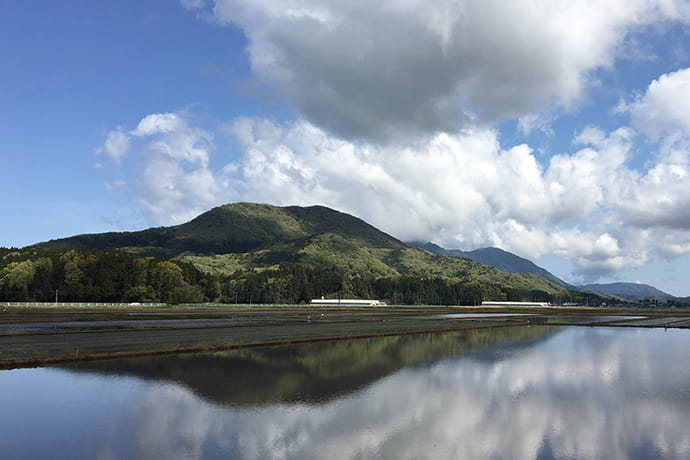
top-left (310, 299), bottom-right (387, 306)
top-left (481, 301), bottom-right (551, 307)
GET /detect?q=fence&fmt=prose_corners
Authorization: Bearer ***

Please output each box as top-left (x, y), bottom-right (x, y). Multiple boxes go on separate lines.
top-left (0, 302), bottom-right (167, 307)
top-left (0, 302), bottom-right (304, 308)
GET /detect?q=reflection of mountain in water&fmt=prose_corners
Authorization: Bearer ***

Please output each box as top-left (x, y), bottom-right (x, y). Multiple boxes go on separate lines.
top-left (460, 329), bottom-right (562, 363)
top-left (62, 326), bottom-right (560, 406)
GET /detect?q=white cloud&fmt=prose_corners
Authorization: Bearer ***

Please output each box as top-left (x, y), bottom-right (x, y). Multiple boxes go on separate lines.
top-left (603, 69), bottom-right (690, 247)
top-left (99, 112), bottom-right (237, 225)
top-left (629, 67), bottom-right (690, 140)
top-left (183, 0), bottom-right (690, 141)
top-left (97, 127), bottom-right (131, 163)
top-left (133, 112), bottom-right (185, 137)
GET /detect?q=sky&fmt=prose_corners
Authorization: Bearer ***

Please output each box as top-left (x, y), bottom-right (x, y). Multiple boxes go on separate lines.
top-left (2, 1), bottom-right (690, 295)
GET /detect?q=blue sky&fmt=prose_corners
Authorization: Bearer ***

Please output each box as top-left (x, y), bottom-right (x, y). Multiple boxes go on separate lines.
top-left (3, 1), bottom-right (690, 296)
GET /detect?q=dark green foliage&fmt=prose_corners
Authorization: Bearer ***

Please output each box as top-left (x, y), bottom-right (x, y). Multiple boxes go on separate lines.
top-left (127, 285), bottom-right (157, 303)
top-left (283, 205), bottom-right (406, 249)
top-left (220, 264), bottom-right (342, 304)
top-left (219, 266), bottom-right (561, 306)
top-left (0, 248), bottom-right (209, 304)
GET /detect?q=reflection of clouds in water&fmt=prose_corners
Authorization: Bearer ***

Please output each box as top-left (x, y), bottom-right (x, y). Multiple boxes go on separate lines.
top-left (129, 328), bottom-right (690, 460)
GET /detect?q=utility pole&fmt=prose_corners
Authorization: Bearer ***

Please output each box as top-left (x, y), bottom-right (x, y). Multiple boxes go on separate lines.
top-left (55, 289), bottom-right (58, 305)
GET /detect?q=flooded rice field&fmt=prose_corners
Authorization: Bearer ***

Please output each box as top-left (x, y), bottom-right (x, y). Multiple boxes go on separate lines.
top-left (2, 322), bottom-right (690, 459)
top-left (2, 306), bottom-right (688, 369)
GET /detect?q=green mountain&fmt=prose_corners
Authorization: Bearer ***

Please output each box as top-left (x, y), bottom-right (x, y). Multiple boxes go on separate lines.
top-left (409, 242), bottom-right (574, 290)
top-left (579, 282), bottom-right (672, 299)
top-left (23, 202), bottom-right (570, 303)
top-left (34, 202), bottom-right (405, 257)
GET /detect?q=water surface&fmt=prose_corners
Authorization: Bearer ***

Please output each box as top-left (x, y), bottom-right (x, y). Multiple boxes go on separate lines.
top-left (1, 326), bottom-right (689, 459)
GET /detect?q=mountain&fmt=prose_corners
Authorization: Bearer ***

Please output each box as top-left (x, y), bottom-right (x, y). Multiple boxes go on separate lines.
top-left (30, 203), bottom-right (567, 298)
top-left (409, 242), bottom-right (574, 290)
top-left (34, 202), bottom-right (406, 257)
top-left (578, 282), bottom-right (672, 298)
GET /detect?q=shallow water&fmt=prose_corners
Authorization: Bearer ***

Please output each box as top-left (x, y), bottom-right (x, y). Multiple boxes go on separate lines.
top-left (424, 312), bottom-right (538, 318)
top-left (1, 326), bottom-right (689, 459)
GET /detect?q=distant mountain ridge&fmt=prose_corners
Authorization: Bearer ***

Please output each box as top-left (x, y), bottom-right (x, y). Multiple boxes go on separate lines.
top-left (408, 242), bottom-right (675, 300)
top-left (578, 282), bottom-right (672, 298)
top-left (408, 242), bottom-right (575, 290)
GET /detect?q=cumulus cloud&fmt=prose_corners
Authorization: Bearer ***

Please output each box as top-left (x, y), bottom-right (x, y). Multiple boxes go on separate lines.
top-left (182, 0), bottom-right (690, 141)
top-left (132, 112), bottom-right (185, 137)
top-left (604, 68), bottom-right (690, 248)
top-left (98, 112), bottom-right (237, 225)
top-left (628, 67), bottom-right (690, 141)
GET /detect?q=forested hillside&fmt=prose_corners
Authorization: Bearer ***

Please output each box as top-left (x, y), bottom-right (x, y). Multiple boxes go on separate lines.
top-left (1, 247), bottom-right (587, 305)
top-left (0, 203), bottom-right (589, 305)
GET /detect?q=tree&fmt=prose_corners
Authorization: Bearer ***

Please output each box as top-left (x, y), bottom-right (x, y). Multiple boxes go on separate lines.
top-left (150, 261), bottom-right (185, 303)
top-left (170, 283), bottom-right (205, 304)
top-left (202, 278), bottom-right (222, 303)
top-left (0, 260), bottom-right (36, 300)
top-left (127, 285), bottom-right (157, 303)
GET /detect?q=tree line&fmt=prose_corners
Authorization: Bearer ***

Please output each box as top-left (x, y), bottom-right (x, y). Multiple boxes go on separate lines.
top-left (0, 247), bottom-right (601, 305)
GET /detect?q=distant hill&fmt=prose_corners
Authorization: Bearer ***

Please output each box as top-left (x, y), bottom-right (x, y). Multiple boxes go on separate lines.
top-left (578, 282), bottom-right (672, 298)
top-left (29, 203), bottom-right (567, 299)
top-left (409, 242), bottom-right (574, 290)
